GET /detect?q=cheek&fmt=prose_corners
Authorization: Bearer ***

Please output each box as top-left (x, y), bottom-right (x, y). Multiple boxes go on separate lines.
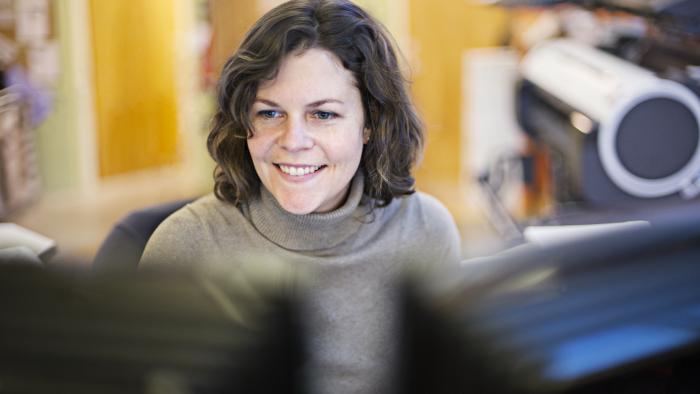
top-left (326, 134), bottom-right (364, 164)
top-left (246, 139), bottom-right (270, 182)
top-left (246, 135), bottom-right (268, 160)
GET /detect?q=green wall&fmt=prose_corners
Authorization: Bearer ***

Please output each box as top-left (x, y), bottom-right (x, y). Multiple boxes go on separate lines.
top-left (34, 0), bottom-right (83, 192)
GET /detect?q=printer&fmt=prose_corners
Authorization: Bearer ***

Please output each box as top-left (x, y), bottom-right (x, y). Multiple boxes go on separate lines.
top-left (501, 0), bottom-right (700, 206)
top-left (516, 38), bottom-right (700, 205)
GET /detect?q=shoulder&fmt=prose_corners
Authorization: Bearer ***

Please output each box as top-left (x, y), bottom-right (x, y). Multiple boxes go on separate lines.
top-left (395, 191), bottom-right (458, 233)
top-left (159, 193), bottom-right (247, 230)
top-left (139, 194), bottom-right (242, 269)
top-left (145, 194), bottom-right (216, 236)
top-left (381, 191), bottom-right (462, 264)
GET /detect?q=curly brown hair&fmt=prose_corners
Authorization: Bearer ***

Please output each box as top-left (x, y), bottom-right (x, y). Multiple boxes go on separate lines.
top-left (207, 0), bottom-right (423, 207)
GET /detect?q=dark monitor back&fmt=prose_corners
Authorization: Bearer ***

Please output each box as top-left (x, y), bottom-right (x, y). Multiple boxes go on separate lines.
top-left (0, 266), bottom-right (305, 394)
top-left (399, 214), bottom-right (700, 393)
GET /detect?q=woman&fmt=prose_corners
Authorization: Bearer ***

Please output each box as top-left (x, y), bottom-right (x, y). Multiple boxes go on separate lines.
top-left (141, 0), bottom-right (461, 392)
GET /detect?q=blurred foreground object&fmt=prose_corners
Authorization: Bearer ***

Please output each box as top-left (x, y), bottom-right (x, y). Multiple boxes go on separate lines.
top-left (399, 211), bottom-right (700, 393)
top-left (4, 214), bottom-right (700, 392)
top-left (0, 264), bottom-right (305, 393)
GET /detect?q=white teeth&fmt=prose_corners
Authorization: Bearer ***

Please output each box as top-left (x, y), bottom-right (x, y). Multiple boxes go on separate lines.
top-left (279, 165), bottom-right (321, 176)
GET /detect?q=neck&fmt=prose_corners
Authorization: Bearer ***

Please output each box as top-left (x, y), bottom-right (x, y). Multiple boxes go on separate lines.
top-left (246, 173), bottom-right (369, 251)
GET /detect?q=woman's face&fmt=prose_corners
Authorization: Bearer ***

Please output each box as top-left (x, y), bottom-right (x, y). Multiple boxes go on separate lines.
top-left (247, 48), bottom-right (366, 215)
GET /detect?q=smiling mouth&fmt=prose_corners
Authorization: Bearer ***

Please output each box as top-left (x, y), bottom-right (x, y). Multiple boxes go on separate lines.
top-left (274, 164), bottom-right (326, 177)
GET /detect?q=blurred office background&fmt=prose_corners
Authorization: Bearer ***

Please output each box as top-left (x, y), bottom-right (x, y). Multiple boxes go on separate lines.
top-left (3, 0), bottom-right (699, 264)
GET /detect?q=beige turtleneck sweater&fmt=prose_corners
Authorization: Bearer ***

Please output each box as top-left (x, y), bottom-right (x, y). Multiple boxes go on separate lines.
top-left (140, 174), bottom-right (461, 393)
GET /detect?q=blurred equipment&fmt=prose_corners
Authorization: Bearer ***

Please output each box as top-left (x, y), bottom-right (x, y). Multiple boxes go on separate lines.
top-left (476, 0), bottom-right (700, 231)
top-left (487, 0), bottom-right (700, 36)
top-left (517, 38), bottom-right (700, 205)
top-left (0, 89), bottom-right (39, 218)
top-left (399, 209), bottom-right (700, 393)
top-left (462, 48), bottom-right (529, 240)
top-left (0, 222), bottom-right (55, 264)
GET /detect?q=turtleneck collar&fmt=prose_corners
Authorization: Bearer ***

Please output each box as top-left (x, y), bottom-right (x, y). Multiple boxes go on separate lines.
top-left (246, 172), bottom-right (370, 252)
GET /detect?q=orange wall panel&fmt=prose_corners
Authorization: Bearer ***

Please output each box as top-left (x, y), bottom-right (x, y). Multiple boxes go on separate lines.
top-left (409, 0), bottom-right (509, 185)
top-left (90, 0), bottom-right (179, 177)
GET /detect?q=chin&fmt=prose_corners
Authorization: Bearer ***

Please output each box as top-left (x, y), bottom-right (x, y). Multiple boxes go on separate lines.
top-left (276, 196), bottom-right (320, 215)
top-left (282, 205), bottom-right (317, 215)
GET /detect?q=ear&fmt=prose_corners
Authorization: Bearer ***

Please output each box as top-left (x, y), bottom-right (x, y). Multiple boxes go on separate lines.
top-left (363, 128), bottom-right (371, 144)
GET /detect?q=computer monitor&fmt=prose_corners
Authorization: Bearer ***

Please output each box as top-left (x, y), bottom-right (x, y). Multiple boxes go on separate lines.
top-left (398, 214), bottom-right (700, 393)
top-left (0, 264), bottom-right (305, 394)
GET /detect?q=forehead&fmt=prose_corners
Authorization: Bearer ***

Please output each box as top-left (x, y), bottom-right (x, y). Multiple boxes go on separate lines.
top-left (257, 48), bottom-right (359, 101)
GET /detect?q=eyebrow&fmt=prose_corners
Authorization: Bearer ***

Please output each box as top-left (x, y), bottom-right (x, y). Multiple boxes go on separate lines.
top-left (307, 99), bottom-right (344, 108)
top-left (254, 98), bottom-right (344, 108)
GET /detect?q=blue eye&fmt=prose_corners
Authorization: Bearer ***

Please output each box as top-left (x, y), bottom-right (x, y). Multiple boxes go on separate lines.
top-left (313, 111), bottom-right (336, 120)
top-left (258, 110), bottom-right (281, 119)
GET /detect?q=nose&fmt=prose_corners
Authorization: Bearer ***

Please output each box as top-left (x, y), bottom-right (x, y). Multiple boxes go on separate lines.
top-left (278, 115), bottom-right (313, 151)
